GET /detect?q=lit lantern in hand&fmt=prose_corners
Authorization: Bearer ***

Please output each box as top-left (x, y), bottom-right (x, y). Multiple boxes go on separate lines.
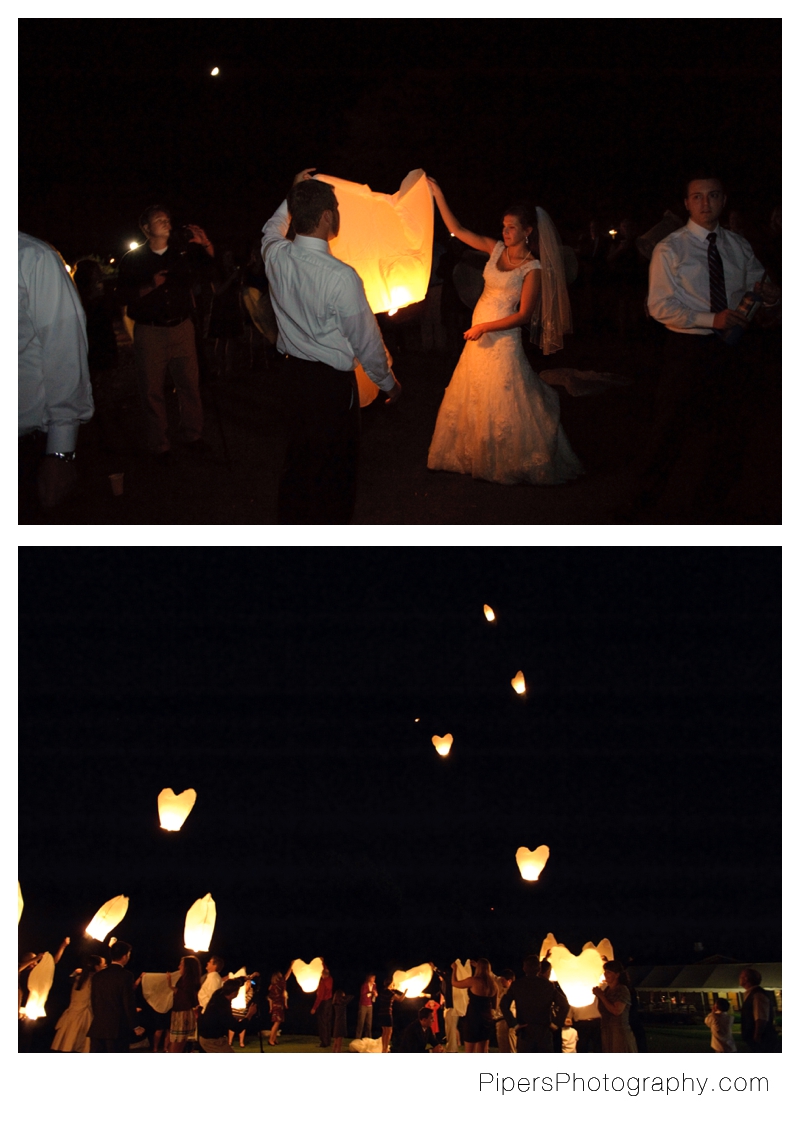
top-left (22, 952), bottom-right (55, 1019)
top-left (483, 605), bottom-right (496, 621)
top-left (315, 170), bottom-right (434, 315)
top-left (391, 963), bottom-right (433, 998)
top-left (432, 734), bottom-right (453, 757)
top-left (291, 957), bottom-right (324, 993)
top-left (184, 893), bottom-right (216, 952)
top-left (85, 895), bottom-right (129, 941)
top-left (18, 881), bottom-right (23, 924)
top-left (229, 967), bottom-right (248, 1013)
top-left (596, 938), bottom-right (614, 963)
top-left (548, 945), bottom-right (605, 1008)
top-left (158, 788), bottom-right (197, 831)
top-left (515, 845), bottom-right (550, 881)
top-left (511, 671), bottom-right (526, 695)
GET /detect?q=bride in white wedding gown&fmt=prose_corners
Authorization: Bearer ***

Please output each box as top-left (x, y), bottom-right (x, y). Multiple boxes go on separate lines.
top-left (426, 179), bottom-right (583, 485)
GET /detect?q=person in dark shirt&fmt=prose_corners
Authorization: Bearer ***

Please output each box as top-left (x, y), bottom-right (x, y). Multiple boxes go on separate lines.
top-left (500, 955), bottom-right (569, 1053)
top-left (198, 979), bottom-right (244, 1052)
top-left (116, 205), bottom-right (215, 462)
top-left (396, 1008), bottom-right (443, 1053)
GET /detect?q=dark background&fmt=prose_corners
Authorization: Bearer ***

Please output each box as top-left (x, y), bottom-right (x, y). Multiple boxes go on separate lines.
top-left (19, 19), bottom-right (781, 263)
top-left (19, 547), bottom-right (781, 1015)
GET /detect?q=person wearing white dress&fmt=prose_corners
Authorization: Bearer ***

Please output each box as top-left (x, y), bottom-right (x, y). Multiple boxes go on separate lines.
top-left (426, 179), bottom-right (582, 485)
top-left (51, 955), bottom-right (106, 1053)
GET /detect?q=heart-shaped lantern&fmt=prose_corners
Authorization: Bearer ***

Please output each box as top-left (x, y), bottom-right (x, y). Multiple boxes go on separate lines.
top-left (516, 845), bottom-right (549, 881)
top-left (291, 957), bottom-right (325, 994)
top-left (391, 962), bottom-right (433, 999)
top-left (511, 671), bottom-right (526, 694)
top-left (548, 945), bottom-right (605, 1008)
top-left (432, 734), bottom-right (453, 757)
top-left (158, 788), bottom-right (197, 831)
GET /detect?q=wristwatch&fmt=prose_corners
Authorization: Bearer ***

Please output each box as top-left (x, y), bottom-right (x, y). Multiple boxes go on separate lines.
top-left (45, 451), bottom-right (76, 463)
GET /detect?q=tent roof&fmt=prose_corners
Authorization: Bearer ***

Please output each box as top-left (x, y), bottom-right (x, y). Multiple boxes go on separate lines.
top-left (634, 963), bottom-right (781, 992)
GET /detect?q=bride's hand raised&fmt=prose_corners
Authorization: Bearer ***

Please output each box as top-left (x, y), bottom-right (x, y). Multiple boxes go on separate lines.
top-left (426, 176), bottom-right (443, 196)
top-left (464, 325), bottom-right (487, 341)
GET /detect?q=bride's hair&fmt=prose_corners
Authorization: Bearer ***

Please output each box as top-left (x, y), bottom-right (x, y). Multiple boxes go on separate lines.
top-left (503, 203), bottom-right (539, 256)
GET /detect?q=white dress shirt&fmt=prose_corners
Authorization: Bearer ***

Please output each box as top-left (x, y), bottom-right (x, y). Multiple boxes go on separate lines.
top-left (647, 219), bottom-right (766, 335)
top-left (18, 232), bottom-right (94, 451)
top-left (261, 201), bottom-right (395, 391)
top-left (198, 970), bottom-right (223, 1013)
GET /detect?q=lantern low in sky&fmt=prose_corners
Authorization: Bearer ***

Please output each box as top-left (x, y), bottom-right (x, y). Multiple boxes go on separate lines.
top-left (515, 844), bottom-right (550, 881)
top-left (291, 957), bottom-right (324, 994)
top-left (85, 894), bottom-right (129, 941)
top-left (316, 170), bottom-right (433, 315)
top-left (511, 671), bottom-right (526, 695)
top-left (22, 952), bottom-right (54, 1019)
top-left (432, 734), bottom-right (453, 757)
top-left (483, 604), bottom-right (496, 621)
top-left (391, 963), bottom-right (433, 999)
top-left (158, 787), bottom-right (197, 831)
top-left (548, 945), bottom-right (604, 1008)
top-left (184, 893), bottom-right (216, 952)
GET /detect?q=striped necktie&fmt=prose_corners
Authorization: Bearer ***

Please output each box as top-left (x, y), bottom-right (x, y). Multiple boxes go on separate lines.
top-left (707, 231), bottom-right (727, 313)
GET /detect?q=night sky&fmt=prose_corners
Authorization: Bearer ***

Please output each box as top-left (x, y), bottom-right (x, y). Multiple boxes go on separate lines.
top-left (19, 19), bottom-right (781, 264)
top-left (19, 547), bottom-right (781, 1008)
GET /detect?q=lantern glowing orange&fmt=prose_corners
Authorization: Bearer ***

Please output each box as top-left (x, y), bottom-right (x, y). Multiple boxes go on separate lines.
top-left (158, 787), bottom-right (197, 831)
top-left (85, 894), bottom-right (129, 941)
top-left (483, 604), bottom-right (496, 621)
top-left (539, 932), bottom-right (562, 961)
top-left (596, 938), bottom-right (614, 963)
top-left (515, 845), bottom-right (550, 881)
top-left (18, 881), bottom-right (23, 924)
top-left (291, 957), bottom-right (324, 994)
top-left (511, 671), bottom-right (526, 695)
top-left (315, 170), bottom-right (433, 315)
top-left (184, 893), bottom-right (216, 952)
top-left (432, 734), bottom-right (453, 757)
top-left (22, 952), bottom-right (55, 1019)
top-left (548, 945), bottom-right (605, 1008)
top-left (229, 967), bottom-right (248, 1013)
top-left (391, 963), bottom-right (433, 999)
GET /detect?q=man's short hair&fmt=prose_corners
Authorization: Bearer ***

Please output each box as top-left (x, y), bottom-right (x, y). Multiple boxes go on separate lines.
top-left (288, 180), bottom-right (337, 235)
top-left (683, 174), bottom-right (724, 198)
top-left (110, 940), bottom-right (132, 962)
top-left (418, 1007), bottom-right (433, 1021)
top-left (741, 967), bottom-right (762, 987)
top-left (221, 978), bottom-right (244, 997)
top-left (715, 997), bottom-right (730, 1012)
top-left (522, 954), bottom-right (540, 975)
top-left (139, 204), bottom-right (171, 231)
top-left (208, 955), bottom-right (225, 974)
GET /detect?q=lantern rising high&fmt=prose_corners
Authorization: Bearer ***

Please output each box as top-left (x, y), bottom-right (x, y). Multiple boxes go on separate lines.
top-left (511, 671), bottom-right (526, 695)
top-left (184, 893), bottom-right (216, 952)
top-left (290, 957), bottom-right (324, 994)
top-left (515, 844), bottom-right (550, 881)
top-left (158, 787), bottom-right (197, 831)
top-left (432, 733), bottom-right (453, 757)
top-left (85, 894), bottom-right (129, 941)
top-left (391, 963), bottom-right (433, 999)
top-left (483, 605), bottom-right (496, 622)
top-left (315, 170), bottom-right (433, 315)
top-left (22, 952), bottom-right (55, 1020)
top-left (548, 945), bottom-right (605, 1008)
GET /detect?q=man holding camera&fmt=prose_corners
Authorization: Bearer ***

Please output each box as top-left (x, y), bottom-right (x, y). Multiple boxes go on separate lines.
top-left (117, 206), bottom-right (215, 462)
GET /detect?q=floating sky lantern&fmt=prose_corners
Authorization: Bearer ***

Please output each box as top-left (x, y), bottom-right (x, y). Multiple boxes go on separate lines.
top-left (511, 671), bottom-right (526, 695)
top-left (18, 881), bottom-right (23, 924)
top-left (184, 893), bottom-right (216, 952)
top-left (483, 604), bottom-right (496, 621)
top-left (210, 66), bottom-right (220, 76)
top-left (129, 241), bottom-right (139, 250)
top-left (158, 787), bottom-right (197, 831)
top-left (432, 734), bottom-right (453, 757)
top-left (391, 963), bottom-right (433, 999)
top-left (315, 169), bottom-right (433, 315)
top-left (515, 845), bottom-right (550, 882)
top-left (22, 952), bottom-right (54, 1020)
top-left (85, 894), bottom-right (129, 941)
top-left (548, 945), bottom-right (605, 1008)
top-left (290, 957), bottom-right (324, 994)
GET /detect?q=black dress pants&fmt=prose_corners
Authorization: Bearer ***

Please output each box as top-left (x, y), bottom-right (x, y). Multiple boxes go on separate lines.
top-left (277, 355), bottom-right (360, 525)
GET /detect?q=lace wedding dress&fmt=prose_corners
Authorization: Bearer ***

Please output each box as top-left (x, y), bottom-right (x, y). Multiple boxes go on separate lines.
top-left (427, 242), bottom-right (583, 485)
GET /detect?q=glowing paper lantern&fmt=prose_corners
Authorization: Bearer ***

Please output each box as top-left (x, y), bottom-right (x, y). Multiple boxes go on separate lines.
top-left (452, 959), bottom-right (472, 1017)
top-left (85, 894), bottom-right (129, 941)
top-left (391, 963), bottom-right (433, 999)
top-left (596, 938), bottom-right (614, 963)
top-left (211, 67), bottom-right (220, 76)
top-left (290, 957), bottom-right (324, 994)
top-left (141, 973), bottom-right (175, 1014)
top-left (18, 881), bottom-right (23, 924)
top-left (129, 241), bottom-right (139, 250)
top-left (483, 604), bottom-right (496, 621)
top-left (515, 845), bottom-right (550, 882)
top-left (229, 967), bottom-right (248, 1013)
top-left (184, 893), bottom-right (216, 952)
top-left (315, 170), bottom-right (434, 315)
top-left (432, 734), bottom-right (453, 757)
top-left (548, 945), bottom-right (604, 1008)
top-left (158, 787), bottom-right (197, 831)
top-left (22, 952), bottom-right (55, 1019)
top-left (511, 671), bottom-right (526, 695)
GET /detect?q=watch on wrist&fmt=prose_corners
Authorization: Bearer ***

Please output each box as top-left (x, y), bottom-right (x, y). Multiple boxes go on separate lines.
top-left (46, 451), bottom-right (76, 463)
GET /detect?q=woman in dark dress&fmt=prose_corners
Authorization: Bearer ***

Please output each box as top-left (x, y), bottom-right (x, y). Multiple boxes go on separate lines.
top-left (167, 955), bottom-right (202, 1052)
top-left (375, 977), bottom-right (405, 1053)
top-left (451, 958), bottom-right (497, 1053)
top-left (267, 970), bottom-right (288, 1046)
